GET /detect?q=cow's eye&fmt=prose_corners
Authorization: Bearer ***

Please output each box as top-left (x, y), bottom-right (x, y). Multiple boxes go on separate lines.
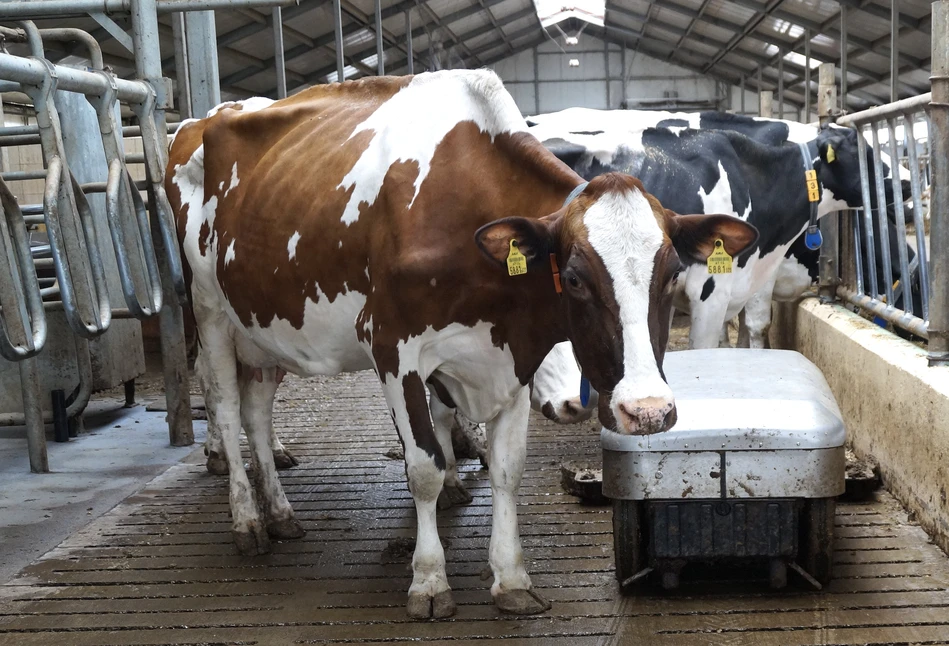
top-left (568, 274), bottom-right (581, 288)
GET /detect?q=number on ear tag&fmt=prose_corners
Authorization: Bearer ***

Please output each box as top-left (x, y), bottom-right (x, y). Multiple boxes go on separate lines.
top-left (507, 239), bottom-right (527, 276)
top-left (805, 169), bottom-right (821, 203)
top-left (706, 239), bottom-right (733, 275)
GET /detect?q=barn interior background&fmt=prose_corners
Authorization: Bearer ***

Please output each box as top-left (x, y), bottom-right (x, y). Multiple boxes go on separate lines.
top-left (1, 0), bottom-right (949, 643)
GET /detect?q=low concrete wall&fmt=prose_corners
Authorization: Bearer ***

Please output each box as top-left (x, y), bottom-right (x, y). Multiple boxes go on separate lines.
top-left (773, 298), bottom-right (949, 554)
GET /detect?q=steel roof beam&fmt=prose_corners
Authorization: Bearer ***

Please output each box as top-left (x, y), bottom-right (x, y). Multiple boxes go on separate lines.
top-left (703, 0), bottom-right (788, 72)
top-left (607, 0), bottom-right (926, 103)
top-left (262, 4), bottom-right (536, 94)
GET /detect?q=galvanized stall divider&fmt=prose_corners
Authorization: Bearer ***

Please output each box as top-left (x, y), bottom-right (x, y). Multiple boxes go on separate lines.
top-left (0, 0), bottom-right (298, 470)
top-left (836, 94), bottom-right (932, 341)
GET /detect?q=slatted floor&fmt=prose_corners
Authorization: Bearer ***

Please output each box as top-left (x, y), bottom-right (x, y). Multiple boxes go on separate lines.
top-left (2, 371), bottom-right (949, 645)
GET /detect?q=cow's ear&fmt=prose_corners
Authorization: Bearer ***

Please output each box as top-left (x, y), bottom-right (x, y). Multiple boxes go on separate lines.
top-left (475, 217), bottom-right (553, 269)
top-left (670, 213), bottom-right (759, 264)
top-left (818, 136), bottom-right (847, 164)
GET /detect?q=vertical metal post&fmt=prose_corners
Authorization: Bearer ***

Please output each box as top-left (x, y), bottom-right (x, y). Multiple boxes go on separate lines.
top-left (273, 6), bottom-right (287, 98)
top-left (171, 12), bottom-right (191, 119)
top-left (759, 90), bottom-right (773, 118)
top-left (184, 11), bottom-right (220, 117)
top-left (840, 4), bottom-right (848, 110)
top-left (929, 1), bottom-right (949, 364)
top-left (740, 76), bottom-right (745, 114)
top-left (621, 44), bottom-right (627, 106)
top-left (804, 30), bottom-right (811, 122)
top-left (404, 9), bottom-right (413, 74)
top-left (20, 358), bottom-right (48, 473)
top-left (818, 62), bottom-right (839, 302)
top-left (333, 0), bottom-right (345, 81)
top-left (533, 46), bottom-right (540, 115)
top-left (375, 0), bottom-right (384, 75)
top-left (777, 53), bottom-right (784, 119)
top-left (131, 0), bottom-right (194, 446)
top-left (604, 38), bottom-right (610, 108)
top-left (890, 0), bottom-right (899, 102)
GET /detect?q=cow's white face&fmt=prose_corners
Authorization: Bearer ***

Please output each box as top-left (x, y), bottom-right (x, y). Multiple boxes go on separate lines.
top-left (578, 185), bottom-right (676, 433)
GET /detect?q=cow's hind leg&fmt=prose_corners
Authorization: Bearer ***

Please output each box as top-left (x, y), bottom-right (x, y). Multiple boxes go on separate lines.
top-left (429, 392), bottom-right (473, 510)
top-left (240, 366), bottom-right (305, 540)
top-left (196, 324), bottom-right (270, 555)
top-left (195, 358), bottom-right (229, 475)
top-left (382, 369), bottom-right (454, 619)
top-left (486, 386), bottom-right (550, 615)
top-left (268, 367), bottom-right (298, 469)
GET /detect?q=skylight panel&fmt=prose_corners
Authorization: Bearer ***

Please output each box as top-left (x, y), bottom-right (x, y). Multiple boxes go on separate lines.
top-left (534, 0), bottom-right (605, 28)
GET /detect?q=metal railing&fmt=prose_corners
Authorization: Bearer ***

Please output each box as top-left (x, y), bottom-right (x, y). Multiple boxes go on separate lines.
top-left (835, 94), bottom-right (932, 341)
top-left (825, 1), bottom-right (949, 367)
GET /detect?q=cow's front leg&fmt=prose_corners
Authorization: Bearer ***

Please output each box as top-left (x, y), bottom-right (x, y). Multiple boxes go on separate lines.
top-left (738, 279), bottom-right (776, 349)
top-left (382, 369), bottom-right (454, 619)
top-left (486, 387), bottom-right (551, 615)
top-left (429, 391), bottom-right (473, 510)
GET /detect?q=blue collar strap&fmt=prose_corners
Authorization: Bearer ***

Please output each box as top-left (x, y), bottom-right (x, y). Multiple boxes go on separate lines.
top-left (564, 181), bottom-right (588, 208)
top-left (798, 142), bottom-right (823, 250)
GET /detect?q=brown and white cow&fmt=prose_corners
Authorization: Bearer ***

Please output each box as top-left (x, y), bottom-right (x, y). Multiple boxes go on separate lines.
top-left (166, 70), bottom-right (757, 619)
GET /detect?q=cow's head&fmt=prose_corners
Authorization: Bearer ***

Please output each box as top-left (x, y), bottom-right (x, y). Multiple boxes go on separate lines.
top-left (476, 173), bottom-right (758, 434)
top-left (530, 341), bottom-right (597, 424)
top-left (815, 124), bottom-right (911, 214)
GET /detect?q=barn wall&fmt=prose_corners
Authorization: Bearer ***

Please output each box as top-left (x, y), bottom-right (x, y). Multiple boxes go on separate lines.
top-left (489, 33), bottom-right (801, 120)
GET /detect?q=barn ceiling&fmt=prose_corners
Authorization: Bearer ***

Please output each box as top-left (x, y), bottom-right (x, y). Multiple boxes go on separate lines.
top-left (7, 0), bottom-right (934, 113)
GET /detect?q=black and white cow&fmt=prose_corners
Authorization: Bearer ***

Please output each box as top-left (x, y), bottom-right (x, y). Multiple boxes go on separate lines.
top-left (528, 108), bottom-right (910, 350)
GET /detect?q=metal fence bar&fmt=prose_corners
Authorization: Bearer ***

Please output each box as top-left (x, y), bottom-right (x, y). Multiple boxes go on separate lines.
top-left (405, 9), bottom-right (413, 74)
top-left (333, 0), bottom-right (345, 80)
top-left (869, 125), bottom-right (896, 306)
top-left (0, 0), bottom-right (295, 18)
top-left (904, 113), bottom-right (931, 319)
top-left (273, 6), bottom-right (287, 99)
top-left (0, 177), bottom-right (46, 360)
top-left (817, 62), bottom-right (839, 301)
top-left (886, 116), bottom-right (914, 315)
top-left (931, 0), bottom-right (949, 364)
top-left (131, 0), bottom-right (194, 446)
top-left (375, 0), bottom-right (384, 75)
top-left (854, 130), bottom-right (879, 298)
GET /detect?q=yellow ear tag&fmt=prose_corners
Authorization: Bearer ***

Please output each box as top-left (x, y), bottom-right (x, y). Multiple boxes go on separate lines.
top-left (507, 239), bottom-right (528, 276)
top-left (826, 144), bottom-right (836, 163)
top-left (805, 168), bottom-right (821, 203)
top-left (706, 239), bottom-right (733, 275)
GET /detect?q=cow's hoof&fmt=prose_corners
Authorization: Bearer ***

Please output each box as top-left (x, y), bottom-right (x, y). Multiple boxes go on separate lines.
top-left (407, 590), bottom-right (456, 619)
top-left (273, 448), bottom-right (299, 469)
top-left (268, 517), bottom-right (306, 539)
top-left (437, 483), bottom-right (474, 510)
top-left (495, 588), bottom-right (551, 615)
top-left (206, 451), bottom-right (228, 475)
top-left (233, 524), bottom-right (271, 556)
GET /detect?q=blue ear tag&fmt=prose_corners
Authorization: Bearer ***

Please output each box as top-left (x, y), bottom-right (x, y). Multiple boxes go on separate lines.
top-left (805, 226), bottom-right (823, 250)
top-left (580, 376), bottom-right (591, 407)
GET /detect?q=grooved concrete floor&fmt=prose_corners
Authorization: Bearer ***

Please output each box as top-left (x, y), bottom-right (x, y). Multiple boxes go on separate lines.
top-left (1, 370), bottom-right (949, 645)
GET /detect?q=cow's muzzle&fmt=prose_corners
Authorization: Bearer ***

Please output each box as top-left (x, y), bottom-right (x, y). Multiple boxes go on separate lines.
top-left (615, 397), bottom-right (677, 435)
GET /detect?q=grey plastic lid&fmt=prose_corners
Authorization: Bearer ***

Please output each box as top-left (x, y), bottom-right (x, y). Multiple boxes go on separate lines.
top-left (601, 349), bottom-right (846, 452)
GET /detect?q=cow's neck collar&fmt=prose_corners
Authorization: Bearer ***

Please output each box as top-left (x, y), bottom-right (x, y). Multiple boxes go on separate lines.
top-left (551, 181), bottom-right (589, 295)
top-left (798, 142), bottom-right (823, 250)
